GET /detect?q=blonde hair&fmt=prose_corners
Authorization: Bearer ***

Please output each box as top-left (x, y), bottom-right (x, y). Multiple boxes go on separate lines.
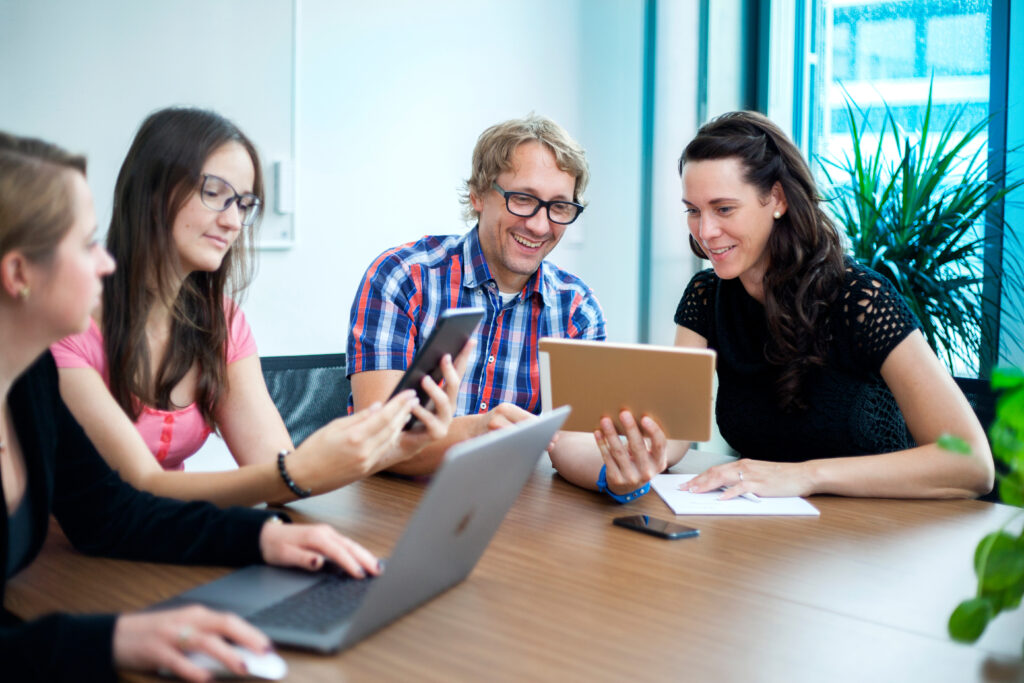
top-left (460, 114), bottom-right (589, 223)
top-left (0, 132), bottom-right (86, 265)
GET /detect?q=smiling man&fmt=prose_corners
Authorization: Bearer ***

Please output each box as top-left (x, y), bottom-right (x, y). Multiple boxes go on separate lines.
top-left (346, 115), bottom-right (605, 474)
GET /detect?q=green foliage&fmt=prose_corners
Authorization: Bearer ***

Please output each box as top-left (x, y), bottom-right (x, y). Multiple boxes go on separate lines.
top-left (938, 433), bottom-right (971, 455)
top-left (949, 597), bottom-right (994, 643)
top-left (948, 368), bottom-right (1024, 648)
top-left (818, 79), bottom-right (1024, 372)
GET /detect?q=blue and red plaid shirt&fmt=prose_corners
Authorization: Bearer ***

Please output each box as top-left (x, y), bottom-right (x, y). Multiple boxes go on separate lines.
top-left (347, 227), bottom-right (606, 416)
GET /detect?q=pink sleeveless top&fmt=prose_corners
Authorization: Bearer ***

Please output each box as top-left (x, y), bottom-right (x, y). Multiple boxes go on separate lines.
top-left (51, 305), bottom-right (257, 470)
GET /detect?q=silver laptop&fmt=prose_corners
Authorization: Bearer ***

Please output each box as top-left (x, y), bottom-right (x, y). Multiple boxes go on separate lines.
top-left (155, 406), bottom-right (570, 653)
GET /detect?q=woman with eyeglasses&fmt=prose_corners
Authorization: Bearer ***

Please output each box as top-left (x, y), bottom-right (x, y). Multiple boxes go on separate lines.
top-left (50, 107), bottom-right (469, 507)
top-left (0, 132), bottom-right (391, 681)
top-left (550, 111), bottom-right (994, 502)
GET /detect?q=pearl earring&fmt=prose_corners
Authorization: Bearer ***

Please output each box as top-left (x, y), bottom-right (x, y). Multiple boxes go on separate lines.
top-left (18, 286), bottom-right (30, 300)
top-left (773, 211), bottom-right (782, 220)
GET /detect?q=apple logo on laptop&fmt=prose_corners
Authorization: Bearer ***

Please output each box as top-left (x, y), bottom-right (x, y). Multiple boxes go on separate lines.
top-left (455, 509), bottom-right (475, 536)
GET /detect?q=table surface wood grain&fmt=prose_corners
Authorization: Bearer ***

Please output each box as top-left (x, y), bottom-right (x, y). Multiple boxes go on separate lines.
top-left (6, 461), bottom-right (1024, 682)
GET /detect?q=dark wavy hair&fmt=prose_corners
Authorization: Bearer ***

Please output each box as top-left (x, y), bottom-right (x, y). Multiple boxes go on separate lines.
top-left (103, 107), bottom-right (263, 426)
top-left (679, 111), bottom-right (844, 411)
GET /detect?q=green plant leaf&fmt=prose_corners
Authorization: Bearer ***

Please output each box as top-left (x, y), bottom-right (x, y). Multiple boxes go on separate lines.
top-left (948, 597), bottom-right (993, 642)
top-left (938, 433), bottom-right (972, 454)
top-left (999, 471), bottom-right (1024, 508)
top-left (1001, 574), bottom-right (1024, 611)
top-left (992, 367), bottom-right (1024, 391)
top-left (976, 532), bottom-right (1024, 592)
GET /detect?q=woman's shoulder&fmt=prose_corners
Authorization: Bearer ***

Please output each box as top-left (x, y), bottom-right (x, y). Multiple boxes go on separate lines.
top-left (838, 259), bottom-right (914, 312)
top-left (690, 267), bottom-right (719, 285)
top-left (674, 268), bottom-right (719, 332)
top-left (50, 316), bottom-right (106, 370)
top-left (835, 258), bottom-right (922, 367)
top-left (222, 296), bottom-right (257, 362)
top-left (221, 295), bottom-right (245, 318)
top-left (685, 268), bottom-right (719, 298)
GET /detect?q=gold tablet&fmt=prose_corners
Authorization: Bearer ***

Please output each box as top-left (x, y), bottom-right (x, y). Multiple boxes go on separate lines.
top-left (539, 338), bottom-right (716, 441)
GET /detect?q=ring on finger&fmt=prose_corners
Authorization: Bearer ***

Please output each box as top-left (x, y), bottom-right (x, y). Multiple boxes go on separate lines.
top-left (176, 625), bottom-right (195, 650)
top-left (738, 470), bottom-right (744, 482)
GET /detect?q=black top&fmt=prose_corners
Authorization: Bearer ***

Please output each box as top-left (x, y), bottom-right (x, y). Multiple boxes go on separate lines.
top-left (1, 352), bottom-right (279, 682)
top-left (674, 261), bottom-right (922, 461)
top-left (5, 484), bottom-right (32, 576)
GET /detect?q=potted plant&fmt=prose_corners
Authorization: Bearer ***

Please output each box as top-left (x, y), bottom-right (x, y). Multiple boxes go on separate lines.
top-left (947, 367), bottom-right (1024, 652)
top-left (817, 80), bottom-right (1024, 372)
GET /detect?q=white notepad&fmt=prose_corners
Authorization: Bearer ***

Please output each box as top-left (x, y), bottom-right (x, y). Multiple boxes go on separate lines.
top-left (652, 474), bottom-right (820, 516)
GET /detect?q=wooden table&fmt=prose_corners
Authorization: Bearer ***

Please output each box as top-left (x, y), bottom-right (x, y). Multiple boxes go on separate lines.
top-left (6, 461), bottom-right (1024, 682)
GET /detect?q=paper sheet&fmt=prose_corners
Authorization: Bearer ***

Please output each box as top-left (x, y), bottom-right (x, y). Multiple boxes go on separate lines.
top-left (651, 474), bottom-right (820, 516)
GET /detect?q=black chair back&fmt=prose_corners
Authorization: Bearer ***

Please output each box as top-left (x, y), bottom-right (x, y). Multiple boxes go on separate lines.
top-left (260, 353), bottom-right (350, 447)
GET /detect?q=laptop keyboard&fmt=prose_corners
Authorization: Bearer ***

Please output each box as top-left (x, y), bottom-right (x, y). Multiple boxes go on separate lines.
top-left (248, 573), bottom-right (376, 633)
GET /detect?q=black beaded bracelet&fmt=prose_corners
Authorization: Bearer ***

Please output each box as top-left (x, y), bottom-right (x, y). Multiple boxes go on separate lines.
top-left (277, 449), bottom-right (312, 498)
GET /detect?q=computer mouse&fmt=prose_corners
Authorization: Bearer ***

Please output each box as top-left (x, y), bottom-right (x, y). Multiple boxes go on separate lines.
top-left (184, 646), bottom-right (288, 680)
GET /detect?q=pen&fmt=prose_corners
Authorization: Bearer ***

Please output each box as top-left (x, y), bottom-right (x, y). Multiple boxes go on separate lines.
top-left (715, 486), bottom-right (761, 503)
top-left (681, 482), bottom-right (762, 503)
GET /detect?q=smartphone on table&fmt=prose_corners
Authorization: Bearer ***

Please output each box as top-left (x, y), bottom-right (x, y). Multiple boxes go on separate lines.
top-left (613, 515), bottom-right (699, 540)
top-left (390, 307), bottom-right (485, 429)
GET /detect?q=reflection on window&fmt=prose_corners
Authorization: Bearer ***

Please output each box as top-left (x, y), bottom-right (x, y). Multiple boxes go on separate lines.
top-left (816, 0), bottom-right (991, 154)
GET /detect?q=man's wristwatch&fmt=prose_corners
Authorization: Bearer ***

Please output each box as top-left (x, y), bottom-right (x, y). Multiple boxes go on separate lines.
top-left (596, 464), bottom-right (650, 503)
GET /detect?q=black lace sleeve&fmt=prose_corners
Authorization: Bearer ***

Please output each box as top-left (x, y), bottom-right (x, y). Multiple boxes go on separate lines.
top-left (674, 269), bottom-right (718, 340)
top-left (839, 263), bottom-right (923, 372)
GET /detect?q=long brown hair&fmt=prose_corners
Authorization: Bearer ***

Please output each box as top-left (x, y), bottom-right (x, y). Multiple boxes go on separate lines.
top-left (104, 108), bottom-right (263, 425)
top-left (0, 132), bottom-right (87, 265)
top-left (679, 111), bottom-right (845, 411)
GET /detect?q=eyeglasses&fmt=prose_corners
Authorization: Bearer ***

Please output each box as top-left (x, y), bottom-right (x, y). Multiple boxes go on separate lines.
top-left (491, 182), bottom-right (584, 225)
top-left (199, 174), bottom-right (262, 227)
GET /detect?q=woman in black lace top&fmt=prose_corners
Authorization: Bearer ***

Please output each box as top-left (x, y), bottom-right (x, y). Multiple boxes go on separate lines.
top-left (550, 111), bottom-right (993, 501)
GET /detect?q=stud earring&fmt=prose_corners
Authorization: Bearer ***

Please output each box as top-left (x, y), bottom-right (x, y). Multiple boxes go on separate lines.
top-left (773, 211), bottom-right (782, 220)
top-left (18, 286), bottom-right (29, 300)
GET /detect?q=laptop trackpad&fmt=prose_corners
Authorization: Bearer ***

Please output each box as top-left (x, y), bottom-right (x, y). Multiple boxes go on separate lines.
top-left (175, 565), bottom-right (320, 616)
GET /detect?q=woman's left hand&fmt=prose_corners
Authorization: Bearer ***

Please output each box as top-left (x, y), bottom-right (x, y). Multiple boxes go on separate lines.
top-left (259, 518), bottom-right (380, 579)
top-left (681, 458), bottom-right (815, 499)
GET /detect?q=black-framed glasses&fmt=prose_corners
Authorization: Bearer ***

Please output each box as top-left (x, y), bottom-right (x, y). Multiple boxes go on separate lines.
top-left (491, 182), bottom-right (584, 225)
top-left (199, 174), bottom-right (262, 227)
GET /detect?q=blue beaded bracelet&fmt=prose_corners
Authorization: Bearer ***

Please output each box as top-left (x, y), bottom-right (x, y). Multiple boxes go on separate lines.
top-left (596, 464), bottom-right (650, 503)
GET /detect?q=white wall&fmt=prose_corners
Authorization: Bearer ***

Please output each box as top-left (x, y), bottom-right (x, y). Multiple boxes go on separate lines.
top-left (271, 0), bottom-right (645, 354)
top-left (0, 0), bottom-right (296, 256)
top-left (1, 0), bottom-right (700, 355)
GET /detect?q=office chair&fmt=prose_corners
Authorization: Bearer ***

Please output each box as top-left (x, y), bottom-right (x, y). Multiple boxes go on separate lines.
top-left (954, 376), bottom-right (1011, 505)
top-left (260, 353), bottom-right (350, 447)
